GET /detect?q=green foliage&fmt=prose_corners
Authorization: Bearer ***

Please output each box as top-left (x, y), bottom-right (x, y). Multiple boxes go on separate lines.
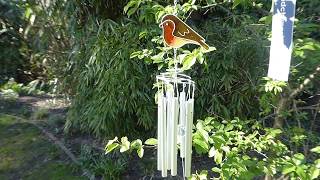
top-left (0, 0), bottom-right (69, 86)
top-left (47, 114), bottom-right (65, 128)
top-left (0, 89), bottom-right (19, 101)
top-left (105, 117), bottom-right (320, 179)
top-left (193, 17), bottom-right (269, 119)
top-left (0, 0), bottom-right (27, 82)
top-left (0, 78), bottom-right (46, 95)
top-left (126, 0), bottom-right (270, 121)
top-left (32, 108), bottom-right (49, 120)
top-left (105, 136), bottom-right (157, 158)
top-left (193, 117), bottom-right (320, 179)
top-left (79, 145), bottom-right (127, 179)
top-left (64, 17), bottom-right (158, 137)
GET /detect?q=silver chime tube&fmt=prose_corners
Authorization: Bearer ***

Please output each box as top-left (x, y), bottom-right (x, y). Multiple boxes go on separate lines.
top-left (156, 72), bottom-right (195, 178)
top-left (170, 96), bottom-right (179, 176)
top-left (157, 94), bottom-right (163, 171)
top-left (179, 91), bottom-right (186, 158)
top-left (161, 94), bottom-right (168, 177)
top-left (185, 99), bottom-right (194, 177)
top-left (166, 90), bottom-right (173, 170)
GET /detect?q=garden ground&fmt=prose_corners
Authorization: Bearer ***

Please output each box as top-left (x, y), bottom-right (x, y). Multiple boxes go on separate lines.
top-left (0, 96), bottom-right (92, 179)
top-left (0, 96), bottom-right (215, 179)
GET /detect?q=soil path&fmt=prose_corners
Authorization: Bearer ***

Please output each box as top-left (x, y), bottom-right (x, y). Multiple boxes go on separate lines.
top-left (0, 114), bottom-right (86, 180)
top-left (0, 96), bottom-right (90, 180)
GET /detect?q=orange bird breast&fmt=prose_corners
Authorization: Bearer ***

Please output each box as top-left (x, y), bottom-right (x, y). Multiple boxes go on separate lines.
top-left (163, 21), bottom-right (190, 48)
top-left (163, 23), bottom-right (175, 45)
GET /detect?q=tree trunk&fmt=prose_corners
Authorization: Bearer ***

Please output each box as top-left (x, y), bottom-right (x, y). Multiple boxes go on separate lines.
top-left (273, 96), bottom-right (288, 128)
top-left (273, 66), bottom-right (320, 128)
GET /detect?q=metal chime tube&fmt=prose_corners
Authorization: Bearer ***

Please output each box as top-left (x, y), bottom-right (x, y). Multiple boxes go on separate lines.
top-left (171, 96), bottom-right (179, 176)
top-left (157, 94), bottom-right (163, 171)
top-left (185, 98), bottom-right (194, 177)
top-left (166, 90), bottom-right (173, 170)
top-left (179, 91), bottom-right (186, 158)
top-left (157, 73), bottom-right (195, 178)
top-left (161, 94), bottom-right (167, 177)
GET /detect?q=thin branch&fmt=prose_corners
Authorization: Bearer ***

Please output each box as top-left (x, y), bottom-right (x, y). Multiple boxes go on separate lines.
top-left (289, 66), bottom-right (320, 99)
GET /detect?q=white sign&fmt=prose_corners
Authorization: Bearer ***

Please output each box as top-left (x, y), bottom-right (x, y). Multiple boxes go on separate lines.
top-left (268, 0), bottom-right (296, 81)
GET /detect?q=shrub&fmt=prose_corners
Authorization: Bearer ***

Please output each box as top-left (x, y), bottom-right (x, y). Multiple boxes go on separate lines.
top-left (79, 144), bottom-right (127, 179)
top-left (105, 117), bottom-right (320, 179)
top-left (64, 19), bottom-right (158, 137)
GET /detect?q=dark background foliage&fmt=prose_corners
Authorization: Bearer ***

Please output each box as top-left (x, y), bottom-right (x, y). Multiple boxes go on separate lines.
top-left (0, 1), bottom-right (30, 83)
top-left (1, 0), bottom-right (320, 139)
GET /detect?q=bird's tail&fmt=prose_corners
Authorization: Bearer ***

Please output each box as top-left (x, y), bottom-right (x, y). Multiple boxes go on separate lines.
top-left (198, 40), bottom-right (209, 50)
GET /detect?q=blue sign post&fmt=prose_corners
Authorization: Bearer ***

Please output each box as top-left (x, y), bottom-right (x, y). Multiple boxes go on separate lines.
top-left (268, 0), bottom-right (296, 81)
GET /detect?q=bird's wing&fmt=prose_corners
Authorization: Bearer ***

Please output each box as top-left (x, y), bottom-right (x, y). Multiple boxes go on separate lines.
top-left (171, 17), bottom-right (205, 42)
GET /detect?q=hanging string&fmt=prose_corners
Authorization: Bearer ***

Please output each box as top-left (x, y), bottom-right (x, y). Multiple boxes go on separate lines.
top-left (174, 0), bottom-right (178, 15)
top-left (173, 0), bottom-right (179, 73)
top-left (182, 158), bottom-right (186, 180)
top-left (174, 48), bottom-right (178, 72)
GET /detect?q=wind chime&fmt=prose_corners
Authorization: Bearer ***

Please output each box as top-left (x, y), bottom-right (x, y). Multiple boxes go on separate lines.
top-left (156, 0), bottom-right (209, 178)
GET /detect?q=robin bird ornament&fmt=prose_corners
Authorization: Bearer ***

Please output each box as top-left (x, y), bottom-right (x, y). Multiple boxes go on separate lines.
top-left (160, 14), bottom-right (209, 50)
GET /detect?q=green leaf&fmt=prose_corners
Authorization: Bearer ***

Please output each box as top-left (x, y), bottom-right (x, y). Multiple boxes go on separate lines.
top-left (315, 159), bottom-right (320, 168)
top-left (145, 138), bottom-right (157, 145)
top-left (131, 139), bottom-right (143, 149)
top-left (203, 46), bottom-right (216, 53)
top-left (311, 146), bottom-right (320, 154)
top-left (198, 128), bottom-right (209, 143)
top-left (311, 167), bottom-right (320, 179)
top-left (193, 138), bottom-right (209, 152)
top-left (221, 146), bottom-right (230, 154)
top-left (120, 137), bottom-right (130, 152)
top-left (292, 153), bottom-right (305, 165)
top-left (211, 167), bottom-right (221, 173)
top-left (296, 167), bottom-right (307, 179)
top-left (259, 15), bottom-right (272, 24)
top-left (106, 137), bottom-right (118, 146)
top-left (105, 143), bottom-right (119, 154)
top-left (232, 0), bottom-right (242, 9)
top-left (282, 165), bottom-right (296, 175)
top-left (182, 55), bottom-right (197, 70)
top-left (208, 146), bottom-right (216, 158)
top-left (198, 170), bottom-right (208, 179)
top-left (25, 7), bottom-right (32, 19)
top-left (151, 53), bottom-right (165, 63)
top-left (130, 51), bottom-right (142, 59)
top-left (127, 4), bottom-right (140, 17)
top-left (137, 146), bottom-right (144, 158)
top-left (211, 136), bottom-right (226, 148)
top-left (214, 150), bottom-right (223, 164)
top-left (124, 1), bottom-right (133, 13)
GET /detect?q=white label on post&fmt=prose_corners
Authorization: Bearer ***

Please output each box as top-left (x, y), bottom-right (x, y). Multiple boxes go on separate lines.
top-left (268, 0), bottom-right (296, 81)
